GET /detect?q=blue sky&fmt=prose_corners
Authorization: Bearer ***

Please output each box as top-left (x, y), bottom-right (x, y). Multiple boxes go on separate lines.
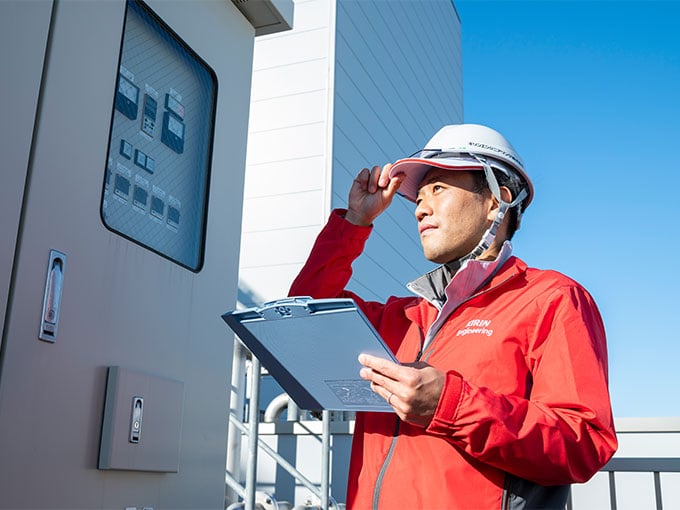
top-left (455, 0), bottom-right (680, 417)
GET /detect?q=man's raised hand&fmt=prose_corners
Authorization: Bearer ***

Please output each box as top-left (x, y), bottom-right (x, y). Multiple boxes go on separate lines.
top-left (345, 164), bottom-right (403, 226)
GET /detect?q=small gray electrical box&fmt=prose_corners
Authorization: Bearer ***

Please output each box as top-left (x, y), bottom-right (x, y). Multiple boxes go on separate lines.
top-left (99, 366), bottom-right (184, 472)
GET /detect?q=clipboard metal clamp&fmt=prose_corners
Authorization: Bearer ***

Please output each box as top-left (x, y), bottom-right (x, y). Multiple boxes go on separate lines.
top-left (255, 296), bottom-right (357, 320)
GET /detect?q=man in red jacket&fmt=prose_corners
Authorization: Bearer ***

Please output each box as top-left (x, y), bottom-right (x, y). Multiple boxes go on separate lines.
top-left (289, 124), bottom-right (617, 509)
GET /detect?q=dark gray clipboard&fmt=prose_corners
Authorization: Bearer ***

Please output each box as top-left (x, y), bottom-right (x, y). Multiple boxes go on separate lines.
top-left (222, 297), bottom-right (397, 412)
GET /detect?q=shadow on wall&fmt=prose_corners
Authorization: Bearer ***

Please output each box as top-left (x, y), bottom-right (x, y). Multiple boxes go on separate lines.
top-left (237, 280), bottom-right (265, 309)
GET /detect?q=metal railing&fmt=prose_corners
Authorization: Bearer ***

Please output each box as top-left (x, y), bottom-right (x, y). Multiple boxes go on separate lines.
top-left (226, 342), bottom-right (338, 510)
top-left (567, 456), bottom-right (680, 510)
top-left (599, 457), bottom-right (680, 510)
top-left (226, 411), bottom-right (337, 509)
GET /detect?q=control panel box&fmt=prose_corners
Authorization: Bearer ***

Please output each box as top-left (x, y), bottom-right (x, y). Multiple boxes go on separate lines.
top-left (102, 0), bottom-right (217, 271)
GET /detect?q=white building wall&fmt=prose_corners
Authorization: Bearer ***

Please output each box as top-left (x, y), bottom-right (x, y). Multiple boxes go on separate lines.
top-left (240, 0), bottom-right (463, 304)
top-left (240, 0), bottom-right (335, 303)
top-left (332, 0), bottom-right (463, 300)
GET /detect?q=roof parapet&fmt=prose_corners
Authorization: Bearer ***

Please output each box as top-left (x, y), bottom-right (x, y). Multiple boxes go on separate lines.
top-left (231, 0), bottom-right (294, 36)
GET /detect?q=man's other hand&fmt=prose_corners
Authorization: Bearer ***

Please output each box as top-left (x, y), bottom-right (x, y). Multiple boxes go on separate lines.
top-left (359, 353), bottom-right (445, 428)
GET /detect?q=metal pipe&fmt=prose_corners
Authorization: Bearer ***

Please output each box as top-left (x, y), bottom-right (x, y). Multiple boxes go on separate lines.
top-left (245, 357), bottom-right (262, 510)
top-left (263, 393), bottom-right (302, 423)
top-left (227, 339), bottom-right (247, 503)
top-left (288, 400), bottom-right (300, 422)
top-left (321, 410), bottom-right (331, 509)
top-left (263, 392), bottom-right (290, 422)
top-left (225, 470), bottom-right (246, 500)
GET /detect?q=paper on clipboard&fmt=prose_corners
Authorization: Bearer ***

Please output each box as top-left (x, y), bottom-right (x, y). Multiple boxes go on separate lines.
top-left (222, 297), bottom-right (397, 412)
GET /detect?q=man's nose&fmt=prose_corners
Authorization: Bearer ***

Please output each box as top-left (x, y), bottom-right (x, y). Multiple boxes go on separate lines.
top-left (415, 198), bottom-right (432, 221)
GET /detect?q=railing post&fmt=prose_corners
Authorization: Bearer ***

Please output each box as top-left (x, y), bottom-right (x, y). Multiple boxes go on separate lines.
top-left (566, 487), bottom-right (572, 510)
top-left (226, 339), bottom-right (247, 504)
top-left (654, 472), bottom-right (663, 510)
top-left (608, 471), bottom-right (617, 510)
top-left (321, 410), bottom-right (331, 509)
top-left (245, 357), bottom-right (262, 510)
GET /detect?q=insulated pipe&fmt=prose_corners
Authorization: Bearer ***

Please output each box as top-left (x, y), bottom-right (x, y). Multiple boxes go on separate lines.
top-left (263, 392), bottom-right (290, 422)
top-left (288, 400), bottom-right (300, 422)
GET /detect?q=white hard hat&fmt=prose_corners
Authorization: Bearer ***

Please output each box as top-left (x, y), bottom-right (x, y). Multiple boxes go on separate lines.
top-left (389, 124), bottom-right (534, 208)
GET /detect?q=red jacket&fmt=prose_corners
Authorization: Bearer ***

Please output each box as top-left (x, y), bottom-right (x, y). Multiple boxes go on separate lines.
top-left (289, 211), bottom-right (617, 510)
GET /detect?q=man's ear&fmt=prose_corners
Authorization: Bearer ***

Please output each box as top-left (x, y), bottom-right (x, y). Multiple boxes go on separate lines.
top-left (486, 186), bottom-right (513, 221)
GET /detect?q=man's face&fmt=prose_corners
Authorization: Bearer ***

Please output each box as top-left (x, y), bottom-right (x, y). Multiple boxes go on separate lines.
top-left (415, 168), bottom-right (495, 264)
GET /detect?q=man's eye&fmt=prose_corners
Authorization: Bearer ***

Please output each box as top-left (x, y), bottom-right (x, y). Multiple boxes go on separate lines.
top-left (433, 184), bottom-right (443, 192)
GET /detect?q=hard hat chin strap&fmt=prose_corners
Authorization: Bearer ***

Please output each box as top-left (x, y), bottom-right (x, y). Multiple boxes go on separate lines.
top-left (458, 155), bottom-right (528, 263)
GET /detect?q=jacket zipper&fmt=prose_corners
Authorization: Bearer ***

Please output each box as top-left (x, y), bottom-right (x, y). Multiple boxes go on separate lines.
top-left (371, 329), bottom-right (425, 510)
top-left (370, 273), bottom-right (520, 508)
top-left (500, 474), bottom-right (511, 510)
top-left (372, 419), bottom-right (400, 510)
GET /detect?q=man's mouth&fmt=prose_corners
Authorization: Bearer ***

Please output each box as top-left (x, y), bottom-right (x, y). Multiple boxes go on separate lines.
top-left (419, 223), bottom-right (436, 234)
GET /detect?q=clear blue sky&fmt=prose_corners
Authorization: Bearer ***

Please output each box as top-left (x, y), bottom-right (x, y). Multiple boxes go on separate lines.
top-left (455, 1), bottom-right (680, 417)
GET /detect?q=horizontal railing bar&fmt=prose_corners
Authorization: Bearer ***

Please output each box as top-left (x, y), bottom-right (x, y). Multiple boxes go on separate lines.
top-left (603, 458), bottom-right (680, 472)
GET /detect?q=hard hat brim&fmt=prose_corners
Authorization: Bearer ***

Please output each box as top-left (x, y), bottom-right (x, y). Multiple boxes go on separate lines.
top-left (389, 157), bottom-right (484, 203)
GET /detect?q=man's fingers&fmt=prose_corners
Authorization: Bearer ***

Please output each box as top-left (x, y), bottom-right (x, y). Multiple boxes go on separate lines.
top-left (363, 371), bottom-right (400, 407)
top-left (355, 164), bottom-right (401, 199)
top-left (354, 167), bottom-right (370, 189)
top-left (378, 163), bottom-right (393, 188)
top-left (360, 365), bottom-right (396, 388)
top-left (386, 173), bottom-right (403, 197)
top-left (367, 165), bottom-right (382, 193)
top-left (359, 353), bottom-right (402, 377)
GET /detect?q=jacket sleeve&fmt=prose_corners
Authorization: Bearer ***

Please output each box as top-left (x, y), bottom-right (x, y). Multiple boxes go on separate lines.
top-left (427, 284), bottom-right (618, 485)
top-left (288, 209), bottom-right (389, 328)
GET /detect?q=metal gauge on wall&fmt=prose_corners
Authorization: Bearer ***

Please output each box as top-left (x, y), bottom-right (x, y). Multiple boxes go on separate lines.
top-left (141, 94), bottom-right (158, 136)
top-left (161, 111), bottom-right (185, 154)
top-left (115, 75), bottom-right (139, 120)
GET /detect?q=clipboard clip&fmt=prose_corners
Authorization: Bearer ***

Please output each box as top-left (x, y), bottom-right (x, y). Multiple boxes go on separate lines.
top-left (258, 296), bottom-right (357, 320)
top-left (262, 297), bottom-right (312, 308)
top-left (260, 296), bottom-right (313, 319)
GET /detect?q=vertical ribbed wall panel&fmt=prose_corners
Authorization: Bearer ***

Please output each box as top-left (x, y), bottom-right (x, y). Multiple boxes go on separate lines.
top-left (240, 0), bottom-right (462, 303)
top-left (332, 0), bottom-right (463, 300)
top-left (240, 0), bottom-right (334, 302)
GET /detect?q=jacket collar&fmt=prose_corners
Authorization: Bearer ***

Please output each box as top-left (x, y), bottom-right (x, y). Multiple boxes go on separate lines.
top-left (407, 241), bottom-right (515, 308)
top-left (404, 250), bottom-right (527, 326)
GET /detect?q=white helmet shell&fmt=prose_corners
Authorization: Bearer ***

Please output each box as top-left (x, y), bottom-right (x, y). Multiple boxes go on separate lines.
top-left (389, 124), bottom-right (534, 207)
